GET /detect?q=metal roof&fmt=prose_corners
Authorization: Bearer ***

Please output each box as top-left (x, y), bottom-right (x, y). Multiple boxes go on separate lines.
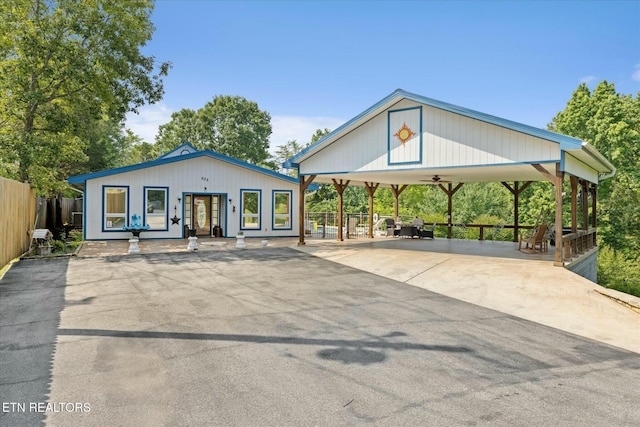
top-left (68, 147), bottom-right (300, 186)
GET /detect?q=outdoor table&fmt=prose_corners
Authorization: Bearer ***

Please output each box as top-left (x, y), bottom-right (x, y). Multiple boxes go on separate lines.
top-left (398, 225), bottom-right (420, 238)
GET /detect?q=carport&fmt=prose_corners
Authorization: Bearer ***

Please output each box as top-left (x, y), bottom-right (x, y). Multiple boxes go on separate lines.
top-left (284, 89), bottom-right (616, 267)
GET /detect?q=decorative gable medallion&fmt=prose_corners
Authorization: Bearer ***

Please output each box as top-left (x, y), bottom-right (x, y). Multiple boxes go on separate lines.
top-left (393, 122), bottom-right (416, 146)
top-left (388, 106), bottom-right (422, 165)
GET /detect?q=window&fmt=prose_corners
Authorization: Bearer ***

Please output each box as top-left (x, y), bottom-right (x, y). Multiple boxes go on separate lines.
top-left (144, 187), bottom-right (168, 230)
top-left (273, 190), bottom-right (292, 230)
top-left (104, 186), bottom-right (128, 230)
top-left (241, 189), bottom-right (261, 230)
top-left (184, 195), bottom-right (192, 229)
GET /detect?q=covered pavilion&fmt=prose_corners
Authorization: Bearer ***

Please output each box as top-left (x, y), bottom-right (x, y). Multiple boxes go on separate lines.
top-left (284, 89), bottom-right (616, 268)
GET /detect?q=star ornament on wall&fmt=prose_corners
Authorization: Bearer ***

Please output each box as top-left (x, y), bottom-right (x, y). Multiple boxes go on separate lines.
top-left (393, 122), bottom-right (416, 146)
top-left (171, 215), bottom-right (181, 225)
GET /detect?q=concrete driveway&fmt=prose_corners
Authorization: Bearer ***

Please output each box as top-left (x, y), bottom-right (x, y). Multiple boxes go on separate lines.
top-left (1, 247), bottom-right (639, 426)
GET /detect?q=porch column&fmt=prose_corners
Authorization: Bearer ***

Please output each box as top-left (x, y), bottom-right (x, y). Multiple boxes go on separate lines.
top-left (332, 179), bottom-right (350, 241)
top-left (390, 184), bottom-right (408, 220)
top-left (438, 183), bottom-right (463, 239)
top-left (590, 184), bottom-right (598, 228)
top-left (501, 181), bottom-right (532, 242)
top-left (364, 182), bottom-right (379, 238)
top-left (581, 180), bottom-right (589, 230)
top-left (554, 164), bottom-right (565, 266)
top-left (531, 163), bottom-right (563, 265)
top-left (590, 183), bottom-right (598, 242)
top-left (297, 174), bottom-right (316, 246)
top-left (570, 176), bottom-right (578, 233)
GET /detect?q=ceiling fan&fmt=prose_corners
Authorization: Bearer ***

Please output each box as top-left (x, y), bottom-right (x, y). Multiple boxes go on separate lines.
top-left (419, 175), bottom-right (451, 183)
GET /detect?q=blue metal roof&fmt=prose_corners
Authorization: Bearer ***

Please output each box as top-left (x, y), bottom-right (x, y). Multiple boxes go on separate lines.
top-left (68, 148), bottom-right (301, 186)
top-left (284, 88), bottom-right (585, 168)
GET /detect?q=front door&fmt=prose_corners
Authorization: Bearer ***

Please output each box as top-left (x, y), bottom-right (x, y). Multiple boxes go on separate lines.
top-left (193, 195), bottom-right (211, 236)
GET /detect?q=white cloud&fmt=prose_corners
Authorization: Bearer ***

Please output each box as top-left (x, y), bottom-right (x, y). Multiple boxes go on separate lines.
top-left (125, 102), bottom-right (174, 143)
top-left (270, 115), bottom-right (345, 152)
top-left (579, 75), bottom-right (597, 85)
top-left (632, 64), bottom-right (640, 82)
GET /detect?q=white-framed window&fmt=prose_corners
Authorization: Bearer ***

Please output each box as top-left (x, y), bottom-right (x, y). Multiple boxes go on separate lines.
top-left (241, 189), bottom-right (261, 230)
top-left (103, 186), bottom-right (128, 231)
top-left (144, 187), bottom-right (168, 230)
top-left (273, 190), bottom-right (292, 230)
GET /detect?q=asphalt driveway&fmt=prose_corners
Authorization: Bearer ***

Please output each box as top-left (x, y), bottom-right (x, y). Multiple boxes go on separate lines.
top-left (1, 248), bottom-right (639, 426)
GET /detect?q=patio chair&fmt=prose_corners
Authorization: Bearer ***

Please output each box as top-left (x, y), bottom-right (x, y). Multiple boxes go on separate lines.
top-left (420, 222), bottom-right (436, 239)
top-left (518, 224), bottom-right (548, 253)
top-left (384, 218), bottom-right (396, 237)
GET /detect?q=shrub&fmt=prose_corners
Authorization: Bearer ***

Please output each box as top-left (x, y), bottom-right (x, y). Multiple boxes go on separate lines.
top-left (598, 246), bottom-right (640, 298)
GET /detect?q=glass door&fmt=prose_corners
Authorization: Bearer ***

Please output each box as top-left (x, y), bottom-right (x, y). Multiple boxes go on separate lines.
top-left (193, 195), bottom-right (211, 236)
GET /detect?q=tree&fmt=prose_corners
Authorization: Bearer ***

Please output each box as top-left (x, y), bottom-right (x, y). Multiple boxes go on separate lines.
top-left (154, 109), bottom-right (200, 153)
top-left (0, 0), bottom-right (170, 195)
top-left (549, 81), bottom-right (640, 296)
top-left (156, 95), bottom-right (272, 166)
top-left (272, 139), bottom-right (308, 176)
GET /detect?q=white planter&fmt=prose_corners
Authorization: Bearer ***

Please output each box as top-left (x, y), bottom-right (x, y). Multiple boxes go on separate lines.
top-left (187, 236), bottom-right (198, 251)
top-left (235, 235), bottom-right (246, 249)
top-left (128, 238), bottom-right (140, 254)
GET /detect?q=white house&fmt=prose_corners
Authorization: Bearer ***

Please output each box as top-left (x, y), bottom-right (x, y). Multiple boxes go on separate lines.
top-left (68, 143), bottom-right (304, 240)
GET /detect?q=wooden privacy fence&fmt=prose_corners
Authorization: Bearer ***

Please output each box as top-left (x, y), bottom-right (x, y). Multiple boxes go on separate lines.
top-left (0, 177), bottom-right (36, 269)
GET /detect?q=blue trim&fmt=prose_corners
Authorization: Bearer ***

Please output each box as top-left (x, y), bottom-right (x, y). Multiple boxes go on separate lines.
top-left (387, 106), bottom-right (423, 166)
top-left (283, 88), bottom-right (584, 168)
top-left (182, 192), bottom-right (227, 237)
top-left (181, 192), bottom-right (188, 238)
top-left (83, 185), bottom-right (87, 241)
top-left (223, 193), bottom-right (228, 238)
top-left (143, 186), bottom-right (169, 231)
top-left (102, 185), bottom-right (129, 232)
top-left (68, 148), bottom-right (299, 185)
top-left (299, 159), bottom-right (561, 177)
top-left (240, 189), bottom-right (261, 231)
top-left (272, 190), bottom-right (293, 231)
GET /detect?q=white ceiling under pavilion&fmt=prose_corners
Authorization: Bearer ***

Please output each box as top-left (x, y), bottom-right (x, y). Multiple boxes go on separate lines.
top-left (284, 89), bottom-right (615, 187)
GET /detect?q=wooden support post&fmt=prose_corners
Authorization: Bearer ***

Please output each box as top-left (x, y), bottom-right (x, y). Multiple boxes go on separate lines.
top-left (590, 184), bottom-right (597, 228)
top-left (332, 179), bottom-right (350, 241)
top-left (554, 164), bottom-right (564, 266)
top-left (570, 176), bottom-right (578, 233)
top-left (437, 182), bottom-right (463, 239)
top-left (364, 182), bottom-right (379, 238)
top-left (581, 180), bottom-right (589, 230)
top-left (298, 175), bottom-right (316, 246)
top-left (590, 183), bottom-right (598, 243)
top-left (390, 184), bottom-right (408, 220)
top-left (501, 181), bottom-right (532, 242)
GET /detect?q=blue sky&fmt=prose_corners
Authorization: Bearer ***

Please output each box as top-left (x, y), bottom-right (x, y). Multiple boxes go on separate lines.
top-left (125, 0), bottom-right (640, 151)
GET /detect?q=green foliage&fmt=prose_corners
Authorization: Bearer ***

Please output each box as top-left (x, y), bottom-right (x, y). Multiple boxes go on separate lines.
top-left (598, 247), bottom-right (640, 298)
top-left (272, 139), bottom-right (309, 176)
top-left (519, 183), bottom-right (555, 225)
top-left (550, 81), bottom-right (640, 294)
top-left (0, 0), bottom-right (170, 195)
top-left (156, 95), bottom-right (272, 166)
top-left (68, 230), bottom-right (83, 243)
